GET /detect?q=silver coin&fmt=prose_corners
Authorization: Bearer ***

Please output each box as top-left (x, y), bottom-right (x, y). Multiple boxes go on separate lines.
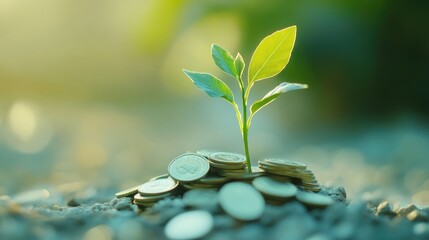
top-left (219, 182), bottom-right (265, 221)
top-left (138, 178), bottom-right (178, 195)
top-left (252, 177), bottom-right (297, 198)
top-left (168, 153), bottom-right (210, 182)
top-left (133, 192), bottom-right (171, 203)
top-left (115, 185), bottom-right (140, 198)
top-left (164, 210), bottom-right (214, 240)
top-left (183, 189), bottom-right (219, 209)
top-left (209, 152), bottom-right (246, 164)
top-left (209, 161), bottom-right (246, 169)
top-left (197, 176), bottom-right (230, 184)
top-left (182, 182), bottom-right (220, 189)
top-left (226, 171), bottom-right (265, 180)
top-left (296, 191), bottom-right (334, 207)
top-left (264, 158), bottom-right (307, 169)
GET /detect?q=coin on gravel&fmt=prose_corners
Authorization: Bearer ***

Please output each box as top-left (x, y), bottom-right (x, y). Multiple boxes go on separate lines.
top-left (164, 210), bottom-right (214, 240)
top-left (183, 189), bottom-right (219, 209)
top-left (115, 185), bottom-right (140, 198)
top-left (209, 152), bottom-right (246, 164)
top-left (138, 178), bottom-right (178, 195)
top-left (133, 192), bottom-right (171, 203)
top-left (252, 177), bottom-right (297, 198)
top-left (219, 182), bottom-right (265, 221)
top-left (168, 153), bottom-right (210, 182)
top-left (296, 191), bottom-right (334, 207)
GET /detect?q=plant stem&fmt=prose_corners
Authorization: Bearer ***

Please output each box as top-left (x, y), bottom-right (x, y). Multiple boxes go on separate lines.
top-left (241, 87), bottom-right (252, 173)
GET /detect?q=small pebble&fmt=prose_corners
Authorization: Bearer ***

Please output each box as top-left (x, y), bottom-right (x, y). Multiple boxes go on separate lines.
top-left (113, 198), bottom-right (132, 211)
top-left (67, 199), bottom-right (81, 207)
top-left (376, 201), bottom-right (395, 217)
top-left (396, 204), bottom-right (418, 217)
top-left (407, 209), bottom-right (429, 222)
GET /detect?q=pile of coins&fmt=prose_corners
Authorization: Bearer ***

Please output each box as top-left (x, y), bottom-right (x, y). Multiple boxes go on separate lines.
top-left (201, 151), bottom-right (265, 181)
top-left (258, 158), bottom-right (321, 192)
top-left (116, 151), bottom-right (327, 210)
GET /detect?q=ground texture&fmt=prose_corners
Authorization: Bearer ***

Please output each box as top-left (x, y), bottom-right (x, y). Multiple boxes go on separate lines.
top-left (1, 185), bottom-right (429, 240)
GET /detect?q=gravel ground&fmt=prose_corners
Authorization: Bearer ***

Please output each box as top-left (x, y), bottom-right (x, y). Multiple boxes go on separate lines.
top-left (1, 185), bottom-right (429, 240)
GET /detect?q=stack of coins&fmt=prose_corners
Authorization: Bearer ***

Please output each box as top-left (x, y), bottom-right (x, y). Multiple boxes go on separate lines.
top-left (168, 153), bottom-right (213, 190)
top-left (206, 152), bottom-right (247, 178)
top-left (116, 150), bottom-right (326, 210)
top-left (181, 174), bottom-right (230, 190)
top-left (133, 177), bottom-right (179, 208)
top-left (258, 158), bottom-right (321, 192)
top-left (198, 151), bottom-right (265, 182)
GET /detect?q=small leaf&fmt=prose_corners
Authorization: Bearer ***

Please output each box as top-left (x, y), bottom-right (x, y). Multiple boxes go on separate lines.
top-left (250, 82), bottom-right (307, 117)
top-left (211, 44), bottom-right (238, 78)
top-left (248, 26), bottom-right (297, 84)
top-left (183, 69), bottom-right (235, 104)
top-left (234, 53), bottom-right (245, 79)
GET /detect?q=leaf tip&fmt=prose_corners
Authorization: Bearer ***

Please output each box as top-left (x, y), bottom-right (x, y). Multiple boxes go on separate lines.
top-left (211, 43), bottom-right (221, 51)
top-left (182, 69), bottom-right (194, 78)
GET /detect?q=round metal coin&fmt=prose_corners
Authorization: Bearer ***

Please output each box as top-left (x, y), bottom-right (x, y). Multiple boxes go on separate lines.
top-left (164, 210), bottom-right (214, 240)
top-left (219, 182), bottom-right (265, 221)
top-left (209, 152), bottom-right (246, 164)
top-left (296, 191), bottom-right (334, 207)
top-left (209, 161), bottom-right (246, 170)
top-left (138, 178), bottom-right (178, 196)
top-left (168, 153), bottom-right (210, 182)
top-left (115, 185), bottom-right (140, 198)
top-left (252, 177), bottom-right (298, 198)
top-left (134, 192), bottom-right (171, 203)
top-left (183, 189), bottom-right (219, 209)
top-left (197, 176), bottom-right (230, 185)
top-left (264, 158), bottom-right (307, 169)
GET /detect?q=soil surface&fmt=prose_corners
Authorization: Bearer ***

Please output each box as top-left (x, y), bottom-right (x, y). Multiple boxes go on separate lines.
top-left (1, 185), bottom-right (429, 240)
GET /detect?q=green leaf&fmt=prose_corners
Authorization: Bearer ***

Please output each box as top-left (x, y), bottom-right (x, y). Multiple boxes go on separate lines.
top-left (248, 26), bottom-right (297, 84)
top-left (211, 44), bottom-right (238, 78)
top-left (183, 69), bottom-right (235, 104)
top-left (250, 82), bottom-right (307, 118)
top-left (234, 53), bottom-right (245, 79)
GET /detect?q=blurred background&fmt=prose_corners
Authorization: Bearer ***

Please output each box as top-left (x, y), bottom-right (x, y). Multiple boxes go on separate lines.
top-left (1, 0), bottom-right (428, 205)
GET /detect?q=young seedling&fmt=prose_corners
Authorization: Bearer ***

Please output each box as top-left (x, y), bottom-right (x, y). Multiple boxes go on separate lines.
top-left (183, 26), bottom-right (308, 172)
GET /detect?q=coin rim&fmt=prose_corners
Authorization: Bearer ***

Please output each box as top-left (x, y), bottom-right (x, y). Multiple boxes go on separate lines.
top-left (115, 185), bottom-right (140, 198)
top-left (208, 152), bottom-right (246, 164)
top-left (138, 177), bottom-right (179, 195)
top-left (168, 153), bottom-right (210, 182)
top-left (264, 158), bottom-right (307, 169)
top-left (296, 191), bottom-right (334, 207)
top-left (252, 177), bottom-right (298, 198)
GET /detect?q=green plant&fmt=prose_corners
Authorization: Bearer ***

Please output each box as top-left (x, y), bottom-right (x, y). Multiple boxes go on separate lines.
top-left (183, 26), bottom-right (308, 172)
